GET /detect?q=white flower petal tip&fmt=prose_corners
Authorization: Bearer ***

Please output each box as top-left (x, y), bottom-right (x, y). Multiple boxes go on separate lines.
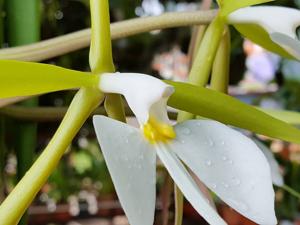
top-left (93, 116), bottom-right (156, 225)
top-left (171, 120), bottom-right (277, 225)
top-left (156, 145), bottom-right (227, 225)
top-left (228, 6), bottom-right (300, 60)
top-left (99, 72), bottom-right (174, 125)
top-left (253, 139), bottom-right (284, 187)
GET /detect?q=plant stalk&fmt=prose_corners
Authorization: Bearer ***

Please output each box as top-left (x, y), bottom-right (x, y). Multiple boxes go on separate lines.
top-left (0, 88), bottom-right (104, 225)
top-left (6, 1), bottom-right (40, 224)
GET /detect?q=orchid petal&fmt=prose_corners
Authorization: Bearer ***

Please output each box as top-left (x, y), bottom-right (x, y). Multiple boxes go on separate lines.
top-left (100, 73), bottom-right (174, 125)
top-left (171, 120), bottom-right (277, 225)
top-left (228, 6), bottom-right (300, 60)
top-left (253, 139), bottom-right (284, 187)
top-left (93, 116), bottom-right (156, 225)
top-left (156, 144), bottom-right (227, 225)
top-left (0, 60), bottom-right (96, 98)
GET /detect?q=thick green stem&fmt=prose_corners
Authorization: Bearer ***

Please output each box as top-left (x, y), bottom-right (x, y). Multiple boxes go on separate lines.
top-left (6, 1), bottom-right (41, 224)
top-left (89, 0), bottom-right (126, 122)
top-left (0, 88), bottom-right (104, 225)
top-left (177, 15), bottom-right (225, 122)
top-left (211, 26), bottom-right (230, 93)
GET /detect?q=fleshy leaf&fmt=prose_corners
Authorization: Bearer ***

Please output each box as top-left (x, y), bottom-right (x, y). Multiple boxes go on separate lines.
top-left (253, 139), bottom-right (284, 187)
top-left (93, 116), bottom-right (156, 225)
top-left (171, 120), bottom-right (277, 224)
top-left (0, 60), bottom-right (96, 98)
top-left (155, 144), bottom-right (226, 225)
top-left (166, 81), bottom-right (300, 144)
top-left (220, 0), bottom-right (274, 17)
top-left (228, 6), bottom-right (300, 60)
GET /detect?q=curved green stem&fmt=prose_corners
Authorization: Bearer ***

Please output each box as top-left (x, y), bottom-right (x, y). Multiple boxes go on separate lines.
top-left (174, 185), bottom-right (184, 225)
top-left (0, 88), bottom-right (104, 225)
top-left (0, 10), bottom-right (217, 62)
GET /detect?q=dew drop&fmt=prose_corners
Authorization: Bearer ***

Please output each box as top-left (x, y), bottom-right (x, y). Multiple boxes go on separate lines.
top-left (208, 139), bottom-right (214, 147)
top-left (206, 160), bottom-right (212, 166)
top-left (182, 128), bottom-right (191, 135)
top-left (211, 184), bottom-right (217, 189)
top-left (125, 139), bottom-right (129, 144)
top-left (220, 141), bottom-right (225, 146)
top-left (228, 160), bottom-right (233, 164)
top-left (231, 178), bottom-right (241, 186)
top-left (180, 139), bottom-right (185, 144)
top-left (222, 156), bottom-right (227, 161)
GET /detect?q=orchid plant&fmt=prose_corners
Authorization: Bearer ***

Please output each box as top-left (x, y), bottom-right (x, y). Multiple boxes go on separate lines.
top-left (1, 0), bottom-right (300, 225)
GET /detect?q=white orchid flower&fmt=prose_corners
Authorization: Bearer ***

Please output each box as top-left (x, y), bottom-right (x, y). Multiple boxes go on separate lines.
top-left (93, 73), bottom-right (277, 225)
top-left (228, 6), bottom-right (300, 61)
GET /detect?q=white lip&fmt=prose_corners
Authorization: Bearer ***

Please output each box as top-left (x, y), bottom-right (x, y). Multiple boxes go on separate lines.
top-left (99, 72), bottom-right (174, 125)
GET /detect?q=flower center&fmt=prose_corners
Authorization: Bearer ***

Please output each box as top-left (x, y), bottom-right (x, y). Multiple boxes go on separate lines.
top-left (142, 116), bottom-right (176, 143)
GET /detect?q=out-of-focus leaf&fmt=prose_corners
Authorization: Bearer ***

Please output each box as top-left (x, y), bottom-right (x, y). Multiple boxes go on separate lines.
top-left (259, 108), bottom-right (300, 125)
top-left (166, 81), bottom-right (300, 144)
top-left (0, 60), bottom-right (97, 98)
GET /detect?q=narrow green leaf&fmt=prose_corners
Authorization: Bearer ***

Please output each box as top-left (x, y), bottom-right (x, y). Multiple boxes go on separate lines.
top-left (0, 60), bottom-right (97, 98)
top-left (166, 81), bottom-right (300, 144)
top-left (221, 0), bottom-right (274, 16)
top-left (258, 108), bottom-right (300, 125)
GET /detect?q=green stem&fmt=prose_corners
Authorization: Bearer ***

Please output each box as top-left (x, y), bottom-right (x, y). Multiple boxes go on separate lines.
top-left (89, 0), bottom-right (114, 73)
top-left (6, 1), bottom-right (41, 224)
top-left (210, 26), bottom-right (230, 93)
top-left (0, 88), bottom-right (104, 225)
top-left (0, 116), bottom-right (6, 202)
top-left (282, 184), bottom-right (300, 200)
top-left (89, 0), bottom-right (126, 122)
top-left (0, 10), bottom-right (217, 61)
top-left (177, 15), bottom-right (225, 122)
top-left (174, 185), bottom-right (184, 225)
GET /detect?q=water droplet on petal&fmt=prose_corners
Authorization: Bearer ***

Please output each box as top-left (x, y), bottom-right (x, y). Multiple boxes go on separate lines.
top-left (125, 139), bottom-right (129, 144)
top-left (182, 128), bottom-right (191, 135)
top-left (180, 139), bottom-right (185, 144)
top-left (220, 141), bottom-right (225, 146)
top-left (228, 160), bottom-right (233, 164)
top-left (207, 139), bottom-right (214, 147)
top-left (231, 177), bottom-right (241, 186)
top-left (222, 156), bottom-right (227, 161)
top-left (211, 184), bottom-right (217, 189)
top-left (206, 160), bottom-right (212, 166)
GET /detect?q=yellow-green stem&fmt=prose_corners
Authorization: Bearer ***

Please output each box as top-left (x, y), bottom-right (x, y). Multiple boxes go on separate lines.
top-left (89, 0), bottom-right (126, 122)
top-left (211, 26), bottom-right (230, 93)
top-left (89, 0), bottom-right (114, 73)
top-left (177, 15), bottom-right (225, 122)
top-left (0, 88), bottom-right (104, 225)
top-left (174, 185), bottom-right (184, 225)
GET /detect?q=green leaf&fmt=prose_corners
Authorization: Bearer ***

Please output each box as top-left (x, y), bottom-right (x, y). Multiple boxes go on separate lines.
top-left (220, 0), bottom-right (274, 16)
top-left (166, 81), bottom-right (300, 144)
top-left (258, 108), bottom-right (300, 125)
top-left (0, 60), bottom-right (97, 98)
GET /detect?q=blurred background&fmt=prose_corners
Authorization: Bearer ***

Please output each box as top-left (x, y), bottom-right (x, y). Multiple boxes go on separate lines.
top-left (1, 0), bottom-right (300, 224)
